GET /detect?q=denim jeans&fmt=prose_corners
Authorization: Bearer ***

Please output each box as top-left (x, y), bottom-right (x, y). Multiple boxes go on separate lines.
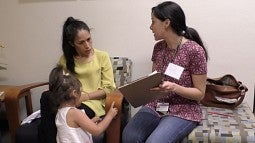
top-left (122, 106), bottom-right (198, 143)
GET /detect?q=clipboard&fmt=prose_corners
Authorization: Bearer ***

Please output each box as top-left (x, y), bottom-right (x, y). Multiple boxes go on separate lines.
top-left (118, 72), bottom-right (168, 108)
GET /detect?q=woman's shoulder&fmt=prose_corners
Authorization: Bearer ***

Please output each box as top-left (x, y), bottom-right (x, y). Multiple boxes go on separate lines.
top-left (58, 55), bottom-right (67, 68)
top-left (183, 40), bottom-right (204, 52)
top-left (153, 40), bottom-right (167, 54)
top-left (58, 55), bottom-right (66, 62)
top-left (94, 48), bottom-right (110, 59)
top-left (94, 48), bottom-right (108, 54)
top-left (182, 40), bottom-right (206, 59)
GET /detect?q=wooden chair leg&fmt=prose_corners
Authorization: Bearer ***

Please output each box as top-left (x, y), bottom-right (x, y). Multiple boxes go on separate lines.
top-left (25, 92), bottom-right (33, 115)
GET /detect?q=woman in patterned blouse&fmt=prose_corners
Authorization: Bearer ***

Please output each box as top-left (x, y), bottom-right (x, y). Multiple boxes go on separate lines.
top-left (122, 1), bottom-right (208, 143)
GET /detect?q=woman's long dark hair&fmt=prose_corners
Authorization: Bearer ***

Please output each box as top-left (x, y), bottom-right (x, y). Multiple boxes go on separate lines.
top-left (62, 17), bottom-right (90, 73)
top-left (152, 1), bottom-right (208, 61)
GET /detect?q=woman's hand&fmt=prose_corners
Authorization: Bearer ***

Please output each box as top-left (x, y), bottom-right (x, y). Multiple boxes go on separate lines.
top-left (81, 91), bottom-right (90, 101)
top-left (150, 74), bottom-right (207, 101)
top-left (91, 116), bottom-right (102, 123)
top-left (150, 81), bottom-right (177, 93)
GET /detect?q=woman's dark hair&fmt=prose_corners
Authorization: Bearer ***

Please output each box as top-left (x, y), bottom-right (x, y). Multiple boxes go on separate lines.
top-left (48, 65), bottom-right (82, 114)
top-left (62, 16), bottom-right (90, 73)
top-left (152, 1), bottom-right (208, 61)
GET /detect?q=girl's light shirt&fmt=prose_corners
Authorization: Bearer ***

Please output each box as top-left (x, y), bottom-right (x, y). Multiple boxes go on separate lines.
top-left (56, 107), bottom-right (93, 143)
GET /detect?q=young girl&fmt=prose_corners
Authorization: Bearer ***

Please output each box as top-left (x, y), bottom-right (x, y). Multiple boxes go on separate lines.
top-left (49, 65), bottom-right (118, 143)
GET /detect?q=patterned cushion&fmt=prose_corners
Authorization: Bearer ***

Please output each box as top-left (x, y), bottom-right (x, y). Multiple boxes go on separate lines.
top-left (110, 57), bottom-right (132, 129)
top-left (185, 102), bottom-right (255, 143)
top-left (110, 57), bottom-right (132, 87)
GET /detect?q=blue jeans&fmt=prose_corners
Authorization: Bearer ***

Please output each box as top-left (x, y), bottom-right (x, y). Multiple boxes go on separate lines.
top-left (122, 106), bottom-right (198, 143)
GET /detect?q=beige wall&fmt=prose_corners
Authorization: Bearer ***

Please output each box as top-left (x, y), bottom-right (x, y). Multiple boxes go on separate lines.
top-left (0, 0), bottom-right (255, 116)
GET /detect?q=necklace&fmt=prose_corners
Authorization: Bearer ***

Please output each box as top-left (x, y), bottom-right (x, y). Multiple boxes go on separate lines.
top-left (171, 36), bottom-right (183, 62)
top-left (159, 36), bottom-right (183, 81)
top-left (158, 36), bottom-right (183, 74)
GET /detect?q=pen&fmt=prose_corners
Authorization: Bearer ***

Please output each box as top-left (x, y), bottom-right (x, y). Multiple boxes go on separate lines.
top-left (208, 111), bottom-right (234, 117)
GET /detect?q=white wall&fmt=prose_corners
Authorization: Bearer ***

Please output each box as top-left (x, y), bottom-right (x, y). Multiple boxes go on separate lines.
top-left (0, 0), bottom-right (255, 116)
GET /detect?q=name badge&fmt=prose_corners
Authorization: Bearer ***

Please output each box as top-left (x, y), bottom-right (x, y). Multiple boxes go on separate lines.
top-left (164, 63), bottom-right (184, 80)
top-left (156, 103), bottom-right (169, 115)
top-left (156, 103), bottom-right (169, 112)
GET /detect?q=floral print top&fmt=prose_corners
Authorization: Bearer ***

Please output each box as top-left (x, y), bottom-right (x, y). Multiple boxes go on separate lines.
top-left (146, 40), bottom-right (207, 122)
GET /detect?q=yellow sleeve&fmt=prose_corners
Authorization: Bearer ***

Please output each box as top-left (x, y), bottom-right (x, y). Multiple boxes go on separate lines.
top-left (99, 52), bottom-right (116, 94)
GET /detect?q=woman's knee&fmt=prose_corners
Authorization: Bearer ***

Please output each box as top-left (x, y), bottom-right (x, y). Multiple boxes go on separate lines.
top-left (122, 127), bottom-right (140, 143)
top-left (122, 107), bottom-right (160, 143)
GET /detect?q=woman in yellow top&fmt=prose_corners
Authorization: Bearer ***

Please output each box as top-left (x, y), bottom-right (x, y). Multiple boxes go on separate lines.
top-left (58, 16), bottom-right (116, 119)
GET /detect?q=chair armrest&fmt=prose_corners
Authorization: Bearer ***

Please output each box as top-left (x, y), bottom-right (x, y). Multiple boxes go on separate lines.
top-left (5, 82), bottom-right (48, 115)
top-left (5, 82), bottom-right (47, 101)
top-left (4, 82), bottom-right (48, 143)
top-left (105, 89), bottom-right (124, 143)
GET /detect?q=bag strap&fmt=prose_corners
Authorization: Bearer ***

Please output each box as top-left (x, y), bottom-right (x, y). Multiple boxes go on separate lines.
top-left (207, 74), bottom-right (248, 94)
top-left (237, 81), bottom-right (248, 95)
top-left (207, 74), bottom-right (238, 86)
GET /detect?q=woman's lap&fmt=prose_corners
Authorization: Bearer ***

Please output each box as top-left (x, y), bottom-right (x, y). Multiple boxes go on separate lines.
top-left (146, 116), bottom-right (198, 143)
top-left (122, 106), bottom-right (198, 143)
top-left (122, 106), bottom-right (160, 143)
top-left (77, 103), bottom-right (95, 119)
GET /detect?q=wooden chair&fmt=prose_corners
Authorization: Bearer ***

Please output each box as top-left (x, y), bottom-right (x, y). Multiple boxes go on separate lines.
top-left (4, 57), bottom-right (132, 143)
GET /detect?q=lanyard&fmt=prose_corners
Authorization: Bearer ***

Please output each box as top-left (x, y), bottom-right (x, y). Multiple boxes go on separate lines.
top-left (163, 36), bottom-right (183, 65)
top-left (160, 37), bottom-right (183, 83)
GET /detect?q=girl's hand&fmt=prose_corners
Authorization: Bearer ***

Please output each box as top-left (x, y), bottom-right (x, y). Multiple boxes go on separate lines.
top-left (108, 101), bottom-right (118, 118)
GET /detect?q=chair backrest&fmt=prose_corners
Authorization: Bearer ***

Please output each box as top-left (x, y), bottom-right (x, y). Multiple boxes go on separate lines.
top-left (110, 57), bottom-right (132, 131)
top-left (110, 57), bottom-right (132, 87)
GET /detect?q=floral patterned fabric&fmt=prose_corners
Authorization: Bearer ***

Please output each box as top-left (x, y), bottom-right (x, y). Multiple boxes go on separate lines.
top-left (146, 40), bottom-right (207, 122)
